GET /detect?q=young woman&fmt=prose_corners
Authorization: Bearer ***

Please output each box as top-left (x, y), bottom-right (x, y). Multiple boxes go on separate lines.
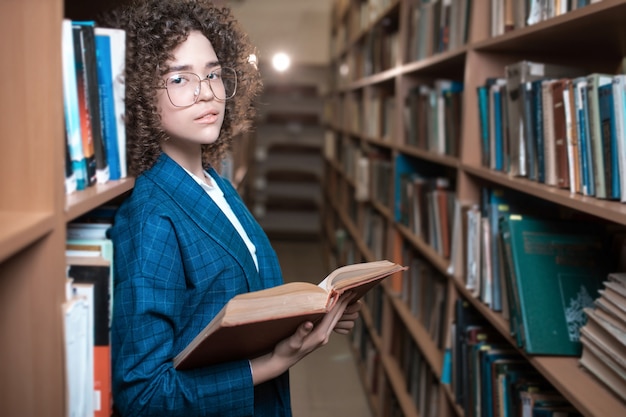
top-left (106, 0), bottom-right (360, 416)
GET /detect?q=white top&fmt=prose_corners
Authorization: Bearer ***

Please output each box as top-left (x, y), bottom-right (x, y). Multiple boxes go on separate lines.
top-left (184, 168), bottom-right (259, 271)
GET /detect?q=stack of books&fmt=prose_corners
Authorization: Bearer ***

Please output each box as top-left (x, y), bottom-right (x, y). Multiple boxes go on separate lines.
top-left (579, 273), bottom-right (626, 403)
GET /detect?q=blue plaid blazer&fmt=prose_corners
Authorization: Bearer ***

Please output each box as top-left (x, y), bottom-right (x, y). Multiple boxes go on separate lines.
top-left (110, 153), bottom-right (291, 417)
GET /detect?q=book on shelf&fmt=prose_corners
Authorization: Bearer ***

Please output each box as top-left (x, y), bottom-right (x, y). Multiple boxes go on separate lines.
top-left (611, 75), bottom-right (626, 202)
top-left (95, 27), bottom-right (127, 179)
top-left (586, 73), bottom-right (614, 199)
top-left (598, 80), bottom-right (621, 200)
top-left (499, 214), bottom-right (610, 355)
top-left (173, 260), bottom-right (407, 370)
top-left (72, 21), bottom-right (109, 186)
top-left (504, 61), bottom-right (585, 178)
top-left (62, 279), bottom-right (94, 417)
top-left (562, 78), bottom-right (582, 194)
top-left (62, 18), bottom-right (88, 192)
top-left (579, 302), bottom-right (626, 403)
top-left (66, 255), bottom-right (112, 417)
top-left (574, 76), bottom-right (595, 196)
top-left (94, 30), bottom-right (121, 181)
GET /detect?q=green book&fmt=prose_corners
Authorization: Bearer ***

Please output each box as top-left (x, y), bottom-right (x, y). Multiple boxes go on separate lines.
top-left (500, 214), bottom-right (609, 355)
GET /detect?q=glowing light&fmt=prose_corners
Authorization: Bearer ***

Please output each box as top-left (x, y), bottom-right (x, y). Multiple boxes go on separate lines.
top-left (272, 52), bottom-right (291, 72)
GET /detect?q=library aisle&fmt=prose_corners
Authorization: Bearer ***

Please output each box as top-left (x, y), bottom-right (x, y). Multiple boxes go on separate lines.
top-left (271, 239), bottom-right (373, 417)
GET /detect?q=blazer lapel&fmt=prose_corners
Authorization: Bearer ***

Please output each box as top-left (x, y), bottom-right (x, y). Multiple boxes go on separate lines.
top-left (145, 154), bottom-right (262, 291)
top-left (209, 167), bottom-right (283, 288)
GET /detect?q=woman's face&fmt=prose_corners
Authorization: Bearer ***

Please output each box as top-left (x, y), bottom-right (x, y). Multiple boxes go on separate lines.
top-left (157, 30), bottom-right (226, 149)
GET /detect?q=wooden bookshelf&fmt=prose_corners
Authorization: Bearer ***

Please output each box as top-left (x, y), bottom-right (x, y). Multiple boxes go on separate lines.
top-left (0, 1), bottom-right (252, 416)
top-left (324, 1), bottom-right (626, 416)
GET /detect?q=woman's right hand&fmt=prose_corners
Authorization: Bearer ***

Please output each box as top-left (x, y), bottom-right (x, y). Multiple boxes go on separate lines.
top-left (249, 294), bottom-right (353, 385)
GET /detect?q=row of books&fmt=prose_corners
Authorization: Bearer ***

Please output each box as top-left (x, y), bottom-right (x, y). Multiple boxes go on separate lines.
top-left (62, 19), bottom-right (127, 194)
top-left (491, 0), bottom-right (600, 37)
top-left (478, 60), bottom-right (626, 202)
top-left (449, 299), bottom-right (584, 417)
top-left (396, 249), bottom-right (449, 349)
top-left (395, 154), bottom-right (456, 260)
top-left (407, 0), bottom-right (473, 62)
top-left (579, 273), bottom-right (626, 403)
top-left (450, 185), bottom-right (624, 356)
top-left (405, 79), bottom-right (463, 157)
top-left (64, 206), bottom-right (117, 417)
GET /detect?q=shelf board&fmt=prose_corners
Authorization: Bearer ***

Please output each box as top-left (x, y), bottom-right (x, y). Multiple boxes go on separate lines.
top-left (463, 165), bottom-right (626, 225)
top-left (65, 178), bottom-right (135, 222)
top-left (531, 355), bottom-right (626, 417)
top-left (450, 273), bottom-right (626, 417)
top-left (385, 286), bottom-right (444, 379)
top-left (0, 211), bottom-right (55, 263)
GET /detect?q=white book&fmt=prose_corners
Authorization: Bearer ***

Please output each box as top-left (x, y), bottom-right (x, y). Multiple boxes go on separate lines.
top-left (62, 285), bottom-right (93, 417)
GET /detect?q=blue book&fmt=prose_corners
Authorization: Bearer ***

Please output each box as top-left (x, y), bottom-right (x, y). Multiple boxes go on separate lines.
top-left (612, 75), bottom-right (626, 202)
top-left (500, 214), bottom-right (609, 355)
top-left (575, 77), bottom-right (595, 196)
top-left (477, 85), bottom-right (490, 167)
top-left (94, 33), bottom-right (121, 180)
top-left (493, 85), bottom-right (504, 171)
top-left (598, 82), bottom-right (620, 199)
top-left (481, 348), bottom-right (520, 417)
top-left (61, 19), bottom-right (87, 191)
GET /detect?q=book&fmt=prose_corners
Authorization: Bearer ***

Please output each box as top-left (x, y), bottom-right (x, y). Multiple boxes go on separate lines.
top-left (61, 18), bottom-right (87, 191)
top-left (612, 75), bottom-right (626, 203)
top-left (505, 61), bottom-right (583, 177)
top-left (586, 73), bottom-right (614, 199)
top-left (62, 280), bottom-right (94, 417)
top-left (67, 255), bottom-right (112, 417)
top-left (73, 21), bottom-right (109, 185)
top-left (598, 81), bottom-right (620, 200)
top-left (95, 27), bottom-right (127, 179)
top-left (173, 260), bottom-right (407, 370)
top-left (499, 214), bottom-right (610, 355)
top-left (579, 329), bottom-right (626, 402)
top-left (574, 76), bottom-right (594, 196)
top-left (94, 32), bottom-right (121, 181)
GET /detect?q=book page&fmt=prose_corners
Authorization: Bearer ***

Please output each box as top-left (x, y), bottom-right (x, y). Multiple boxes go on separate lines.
top-left (318, 260), bottom-right (405, 292)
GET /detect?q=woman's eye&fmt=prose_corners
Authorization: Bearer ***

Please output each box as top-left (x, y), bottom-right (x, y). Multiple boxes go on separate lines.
top-left (208, 71), bottom-right (221, 80)
top-left (168, 74), bottom-right (190, 86)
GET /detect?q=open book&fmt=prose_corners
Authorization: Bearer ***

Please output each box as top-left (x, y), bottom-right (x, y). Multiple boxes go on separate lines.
top-left (173, 260), bottom-right (407, 370)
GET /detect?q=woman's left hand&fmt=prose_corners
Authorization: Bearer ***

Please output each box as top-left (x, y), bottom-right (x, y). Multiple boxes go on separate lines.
top-left (333, 295), bottom-right (361, 335)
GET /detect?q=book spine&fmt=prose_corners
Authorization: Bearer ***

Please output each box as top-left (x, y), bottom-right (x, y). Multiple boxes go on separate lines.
top-left (61, 19), bottom-right (87, 191)
top-left (598, 82), bottom-right (620, 200)
top-left (552, 80), bottom-right (570, 189)
top-left (94, 33), bottom-right (121, 181)
top-left (586, 74), bottom-right (608, 199)
top-left (613, 75), bottom-right (626, 202)
top-left (75, 22), bottom-right (110, 184)
top-left (72, 24), bottom-right (97, 187)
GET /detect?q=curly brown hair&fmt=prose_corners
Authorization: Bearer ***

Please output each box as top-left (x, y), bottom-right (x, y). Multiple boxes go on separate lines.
top-left (101, 0), bottom-right (262, 176)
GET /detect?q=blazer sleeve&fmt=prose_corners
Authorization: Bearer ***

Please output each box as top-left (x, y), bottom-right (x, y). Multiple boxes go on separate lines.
top-left (110, 206), bottom-right (255, 417)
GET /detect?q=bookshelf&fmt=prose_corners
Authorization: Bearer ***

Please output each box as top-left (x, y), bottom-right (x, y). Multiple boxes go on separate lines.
top-left (324, 1), bottom-right (626, 417)
top-left (0, 0), bottom-right (251, 416)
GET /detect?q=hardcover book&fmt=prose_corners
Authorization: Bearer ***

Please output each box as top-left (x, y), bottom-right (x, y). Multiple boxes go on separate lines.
top-left (173, 260), bottom-right (407, 370)
top-left (499, 214), bottom-right (609, 355)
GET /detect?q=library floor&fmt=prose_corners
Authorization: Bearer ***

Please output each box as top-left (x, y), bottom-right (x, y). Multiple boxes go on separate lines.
top-left (271, 238), bottom-right (373, 417)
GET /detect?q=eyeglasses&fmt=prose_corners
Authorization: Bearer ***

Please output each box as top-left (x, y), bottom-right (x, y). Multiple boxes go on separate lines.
top-left (158, 67), bottom-right (237, 107)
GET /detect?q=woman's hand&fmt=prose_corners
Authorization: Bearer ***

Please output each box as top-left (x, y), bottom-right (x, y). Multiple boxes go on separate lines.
top-left (250, 294), bottom-right (353, 385)
top-left (333, 296), bottom-right (361, 335)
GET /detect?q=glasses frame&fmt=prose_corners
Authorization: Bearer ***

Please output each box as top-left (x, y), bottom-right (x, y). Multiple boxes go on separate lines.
top-left (157, 67), bottom-right (237, 107)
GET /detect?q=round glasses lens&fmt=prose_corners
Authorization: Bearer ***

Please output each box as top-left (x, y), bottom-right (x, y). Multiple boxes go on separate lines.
top-left (164, 68), bottom-right (237, 106)
top-left (209, 67), bottom-right (237, 100)
top-left (165, 73), bottom-right (200, 107)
